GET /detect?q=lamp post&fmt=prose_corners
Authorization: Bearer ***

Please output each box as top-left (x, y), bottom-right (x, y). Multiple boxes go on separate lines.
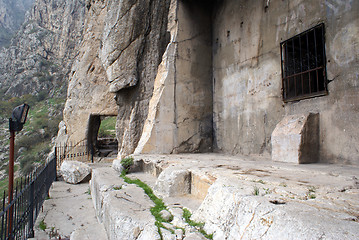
top-left (8, 104), bottom-right (29, 238)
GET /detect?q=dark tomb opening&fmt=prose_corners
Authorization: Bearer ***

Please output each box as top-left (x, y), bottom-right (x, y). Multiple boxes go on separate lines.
top-left (88, 115), bottom-right (118, 158)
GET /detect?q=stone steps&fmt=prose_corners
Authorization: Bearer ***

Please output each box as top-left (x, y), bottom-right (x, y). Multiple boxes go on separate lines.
top-left (90, 167), bottom-right (209, 240)
top-left (128, 154), bottom-right (359, 240)
top-left (90, 154), bottom-right (359, 239)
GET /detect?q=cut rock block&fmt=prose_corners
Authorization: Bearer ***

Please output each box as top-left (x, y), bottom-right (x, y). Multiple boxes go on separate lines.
top-left (192, 178), bottom-right (359, 240)
top-left (155, 167), bottom-right (191, 198)
top-left (60, 161), bottom-right (91, 184)
top-left (90, 168), bottom-right (124, 222)
top-left (91, 167), bottom-right (160, 240)
top-left (271, 113), bottom-right (319, 164)
top-left (102, 187), bottom-right (159, 240)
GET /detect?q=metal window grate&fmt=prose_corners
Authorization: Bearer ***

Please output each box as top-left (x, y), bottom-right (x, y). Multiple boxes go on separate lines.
top-left (280, 24), bottom-right (328, 102)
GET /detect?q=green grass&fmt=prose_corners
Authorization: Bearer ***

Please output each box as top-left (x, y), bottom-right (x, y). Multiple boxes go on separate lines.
top-left (0, 175), bottom-right (24, 199)
top-left (119, 170), bottom-right (213, 239)
top-left (121, 157), bottom-right (134, 172)
top-left (120, 171), bottom-right (173, 239)
top-left (0, 178), bottom-right (8, 198)
top-left (306, 186), bottom-right (316, 199)
top-left (2, 95), bottom-right (66, 175)
top-left (253, 186), bottom-right (260, 195)
top-left (38, 220), bottom-right (47, 231)
top-left (98, 116), bottom-right (116, 138)
top-left (183, 208), bottom-right (213, 239)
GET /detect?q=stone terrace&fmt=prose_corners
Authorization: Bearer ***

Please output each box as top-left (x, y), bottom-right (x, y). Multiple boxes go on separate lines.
top-left (35, 154), bottom-right (359, 239)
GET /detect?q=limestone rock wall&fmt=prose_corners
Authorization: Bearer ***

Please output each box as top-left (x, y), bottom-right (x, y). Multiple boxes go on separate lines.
top-left (135, 0), bottom-right (213, 155)
top-left (62, 0), bottom-right (117, 143)
top-left (212, 0), bottom-right (284, 156)
top-left (60, 0), bottom-right (358, 164)
top-left (62, 0), bottom-right (172, 150)
top-left (111, 0), bottom-right (171, 157)
top-left (212, 0), bottom-right (359, 164)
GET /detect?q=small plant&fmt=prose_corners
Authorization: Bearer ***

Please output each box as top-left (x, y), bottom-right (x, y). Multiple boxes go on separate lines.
top-left (183, 208), bottom-right (213, 239)
top-left (263, 188), bottom-right (271, 195)
top-left (39, 220), bottom-right (47, 231)
top-left (253, 186), bottom-right (260, 196)
top-left (49, 227), bottom-right (58, 238)
top-left (306, 186), bottom-right (316, 199)
top-left (308, 193), bottom-right (316, 199)
top-left (85, 187), bottom-right (91, 195)
top-left (308, 186), bottom-right (316, 193)
top-left (279, 182), bottom-right (287, 187)
top-left (113, 186), bottom-right (122, 190)
top-left (121, 156), bottom-right (134, 172)
top-left (120, 171), bottom-right (174, 239)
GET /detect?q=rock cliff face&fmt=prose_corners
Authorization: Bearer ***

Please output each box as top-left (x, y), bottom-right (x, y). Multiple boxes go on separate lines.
top-left (0, 0), bottom-right (86, 98)
top-left (0, 0), bottom-right (34, 48)
top-left (62, 0), bottom-right (214, 158)
top-left (62, 0), bottom-right (172, 154)
top-left (57, 0), bottom-right (359, 165)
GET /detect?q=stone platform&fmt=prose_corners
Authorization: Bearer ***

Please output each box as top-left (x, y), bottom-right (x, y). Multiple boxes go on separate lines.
top-left (34, 154), bottom-right (359, 239)
top-left (127, 154), bottom-right (359, 239)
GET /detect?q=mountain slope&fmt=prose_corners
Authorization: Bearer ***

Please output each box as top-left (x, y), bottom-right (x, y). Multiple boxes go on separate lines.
top-left (0, 0), bottom-right (34, 48)
top-left (0, 0), bottom-right (86, 98)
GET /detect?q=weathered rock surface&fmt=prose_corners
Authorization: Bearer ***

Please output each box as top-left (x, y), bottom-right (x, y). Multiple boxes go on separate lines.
top-left (155, 167), bottom-right (191, 198)
top-left (61, 0), bottom-right (172, 148)
top-left (135, 0), bottom-right (213, 155)
top-left (130, 154), bottom-right (359, 239)
top-left (271, 113), bottom-right (319, 163)
top-left (160, 209), bottom-right (172, 222)
top-left (111, 159), bottom-right (124, 174)
top-left (61, 0), bottom-right (213, 158)
top-left (103, 187), bottom-right (159, 240)
top-left (34, 181), bottom-right (108, 240)
top-left (111, 0), bottom-right (171, 158)
top-left (90, 167), bottom-right (160, 240)
top-left (60, 161), bottom-right (91, 184)
top-left (192, 178), bottom-right (359, 240)
top-left (90, 167), bottom-right (124, 222)
top-left (183, 232), bottom-right (207, 240)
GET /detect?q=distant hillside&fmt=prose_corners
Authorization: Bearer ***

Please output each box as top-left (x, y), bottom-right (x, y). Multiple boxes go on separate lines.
top-left (0, 0), bottom-right (34, 48)
top-left (0, 0), bottom-right (86, 191)
top-left (0, 0), bottom-right (86, 98)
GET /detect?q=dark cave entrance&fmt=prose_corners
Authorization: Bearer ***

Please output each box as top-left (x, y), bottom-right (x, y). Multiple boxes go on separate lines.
top-left (87, 114), bottom-right (118, 158)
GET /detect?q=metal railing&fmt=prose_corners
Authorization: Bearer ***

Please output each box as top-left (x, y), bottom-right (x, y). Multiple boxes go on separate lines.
top-left (55, 140), bottom-right (92, 168)
top-left (0, 153), bottom-right (56, 240)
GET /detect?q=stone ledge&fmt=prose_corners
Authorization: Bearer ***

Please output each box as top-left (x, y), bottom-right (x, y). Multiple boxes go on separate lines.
top-left (90, 167), bottom-right (160, 240)
top-left (193, 178), bottom-right (359, 240)
top-left (90, 167), bottom-right (124, 222)
top-left (129, 154), bottom-right (359, 239)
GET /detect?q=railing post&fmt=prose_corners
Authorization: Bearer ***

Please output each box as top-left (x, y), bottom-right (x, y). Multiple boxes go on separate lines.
top-left (54, 147), bottom-right (57, 180)
top-left (28, 179), bottom-right (35, 238)
top-left (7, 131), bottom-right (15, 240)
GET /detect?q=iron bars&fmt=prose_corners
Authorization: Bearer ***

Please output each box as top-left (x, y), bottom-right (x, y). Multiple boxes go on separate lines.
top-left (0, 154), bottom-right (56, 240)
top-left (280, 23), bottom-right (328, 102)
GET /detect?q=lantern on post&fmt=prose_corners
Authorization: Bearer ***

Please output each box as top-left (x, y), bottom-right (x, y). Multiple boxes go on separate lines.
top-left (8, 103), bottom-right (29, 238)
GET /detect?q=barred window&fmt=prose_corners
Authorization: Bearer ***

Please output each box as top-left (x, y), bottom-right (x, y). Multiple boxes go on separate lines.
top-left (281, 24), bottom-right (328, 102)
